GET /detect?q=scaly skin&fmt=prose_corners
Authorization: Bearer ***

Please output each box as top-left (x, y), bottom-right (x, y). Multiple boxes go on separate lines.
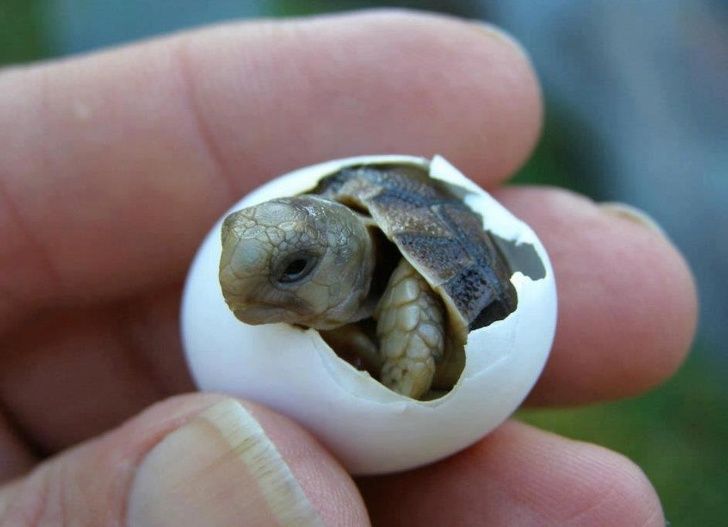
top-left (219, 196), bottom-right (374, 330)
top-left (220, 195), bottom-right (450, 399)
top-left (375, 258), bottom-right (446, 399)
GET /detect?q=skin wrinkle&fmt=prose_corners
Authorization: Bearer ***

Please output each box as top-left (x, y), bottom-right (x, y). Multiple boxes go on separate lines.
top-left (123, 284), bottom-right (194, 395)
top-left (0, 403), bottom-right (37, 479)
top-left (0, 382), bottom-right (47, 460)
top-left (560, 474), bottom-right (622, 525)
top-left (0, 295), bottom-right (193, 453)
top-left (191, 13), bottom-right (534, 180)
top-left (27, 43), bottom-right (233, 304)
top-left (0, 285), bottom-right (25, 334)
top-left (0, 173), bottom-right (62, 327)
top-left (459, 435), bottom-right (562, 521)
top-left (2, 74), bottom-right (166, 328)
top-left (23, 68), bottom-right (63, 293)
top-left (0, 460), bottom-right (50, 526)
top-left (172, 37), bottom-right (241, 200)
top-left (557, 456), bottom-right (661, 527)
top-left (114, 300), bottom-right (170, 402)
top-left (177, 22), bottom-right (273, 188)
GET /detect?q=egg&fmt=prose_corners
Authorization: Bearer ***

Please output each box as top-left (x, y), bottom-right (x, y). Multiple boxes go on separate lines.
top-left (181, 155), bottom-right (557, 475)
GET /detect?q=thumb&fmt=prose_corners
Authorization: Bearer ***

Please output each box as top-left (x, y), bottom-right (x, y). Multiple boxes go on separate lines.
top-left (0, 395), bottom-right (369, 526)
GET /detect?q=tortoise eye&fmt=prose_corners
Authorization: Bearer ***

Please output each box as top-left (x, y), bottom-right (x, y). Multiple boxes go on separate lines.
top-left (277, 255), bottom-right (317, 284)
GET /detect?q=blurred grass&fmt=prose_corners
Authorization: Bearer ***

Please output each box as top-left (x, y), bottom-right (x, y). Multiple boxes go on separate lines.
top-left (512, 101), bottom-right (606, 198)
top-left (0, 0), bottom-right (49, 65)
top-left (2, 2), bottom-right (724, 525)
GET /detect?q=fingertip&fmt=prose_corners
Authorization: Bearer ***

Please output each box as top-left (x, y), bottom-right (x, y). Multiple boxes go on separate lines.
top-left (0, 394), bottom-right (368, 526)
top-left (126, 395), bottom-right (368, 527)
top-left (361, 420), bottom-right (664, 527)
top-left (569, 442), bottom-right (666, 527)
top-left (243, 400), bottom-right (371, 527)
top-left (600, 201), bottom-right (698, 388)
top-left (497, 186), bottom-right (698, 404)
top-left (497, 422), bottom-right (665, 527)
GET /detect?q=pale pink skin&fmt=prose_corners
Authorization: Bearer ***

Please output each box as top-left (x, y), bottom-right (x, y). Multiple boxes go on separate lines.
top-left (0, 11), bottom-right (695, 526)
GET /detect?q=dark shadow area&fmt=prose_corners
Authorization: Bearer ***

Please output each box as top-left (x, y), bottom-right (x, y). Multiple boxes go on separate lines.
top-left (492, 234), bottom-right (546, 281)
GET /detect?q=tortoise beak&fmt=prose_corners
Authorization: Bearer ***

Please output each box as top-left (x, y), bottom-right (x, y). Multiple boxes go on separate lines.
top-left (233, 304), bottom-right (290, 325)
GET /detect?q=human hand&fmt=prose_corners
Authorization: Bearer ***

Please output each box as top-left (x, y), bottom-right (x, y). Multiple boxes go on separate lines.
top-left (0, 11), bottom-right (696, 526)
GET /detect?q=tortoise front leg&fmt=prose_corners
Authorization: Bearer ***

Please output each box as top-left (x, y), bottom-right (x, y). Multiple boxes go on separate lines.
top-left (320, 323), bottom-right (382, 375)
top-left (375, 259), bottom-right (446, 399)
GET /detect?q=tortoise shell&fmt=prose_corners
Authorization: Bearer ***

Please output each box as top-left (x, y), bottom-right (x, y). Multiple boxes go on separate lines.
top-left (310, 163), bottom-right (517, 333)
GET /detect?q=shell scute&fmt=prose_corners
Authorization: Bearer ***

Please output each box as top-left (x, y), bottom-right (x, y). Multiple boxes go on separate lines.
top-left (313, 163), bottom-right (518, 333)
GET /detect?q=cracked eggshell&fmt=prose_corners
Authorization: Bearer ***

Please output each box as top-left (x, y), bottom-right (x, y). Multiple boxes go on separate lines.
top-left (181, 155), bottom-right (557, 475)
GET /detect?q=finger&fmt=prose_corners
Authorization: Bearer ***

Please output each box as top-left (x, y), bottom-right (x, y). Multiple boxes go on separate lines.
top-left (0, 187), bottom-right (698, 454)
top-left (0, 286), bottom-right (194, 452)
top-left (359, 420), bottom-right (664, 527)
top-left (0, 10), bottom-right (541, 332)
top-left (0, 412), bottom-right (35, 481)
top-left (0, 394), bottom-right (368, 526)
top-left (495, 187), bottom-right (697, 405)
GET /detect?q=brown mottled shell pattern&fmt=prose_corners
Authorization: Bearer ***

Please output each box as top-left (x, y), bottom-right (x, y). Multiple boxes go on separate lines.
top-left (312, 164), bottom-right (518, 337)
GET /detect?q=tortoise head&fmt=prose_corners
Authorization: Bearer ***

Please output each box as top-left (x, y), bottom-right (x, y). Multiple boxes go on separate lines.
top-left (219, 195), bottom-right (374, 330)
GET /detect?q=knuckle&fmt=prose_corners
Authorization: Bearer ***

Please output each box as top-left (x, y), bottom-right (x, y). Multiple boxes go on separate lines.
top-left (0, 459), bottom-right (66, 527)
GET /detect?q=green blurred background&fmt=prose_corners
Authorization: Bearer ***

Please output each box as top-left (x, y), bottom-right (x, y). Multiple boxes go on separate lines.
top-left (2, 1), bottom-right (726, 524)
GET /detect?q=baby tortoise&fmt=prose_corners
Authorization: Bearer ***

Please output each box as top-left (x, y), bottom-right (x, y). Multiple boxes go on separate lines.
top-left (219, 163), bottom-right (517, 399)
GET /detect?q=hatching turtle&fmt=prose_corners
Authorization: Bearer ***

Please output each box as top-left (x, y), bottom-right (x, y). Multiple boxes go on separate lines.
top-left (218, 162), bottom-right (517, 399)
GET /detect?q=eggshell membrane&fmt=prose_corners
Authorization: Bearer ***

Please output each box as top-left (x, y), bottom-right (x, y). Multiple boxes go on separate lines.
top-left (181, 156), bottom-right (557, 475)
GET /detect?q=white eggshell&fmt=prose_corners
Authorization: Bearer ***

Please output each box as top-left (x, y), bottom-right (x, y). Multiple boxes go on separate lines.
top-left (181, 155), bottom-right (557, 475)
